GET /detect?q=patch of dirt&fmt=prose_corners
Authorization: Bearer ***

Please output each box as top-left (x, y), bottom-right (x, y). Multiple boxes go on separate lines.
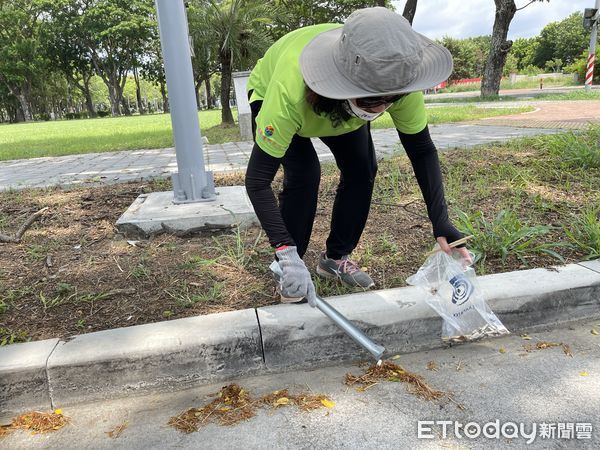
top-left (0, 144), bottom-right (594, 343)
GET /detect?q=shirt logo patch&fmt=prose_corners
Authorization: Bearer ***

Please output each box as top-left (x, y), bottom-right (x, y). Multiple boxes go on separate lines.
top-left (264, 125), bottom-right (274, 137)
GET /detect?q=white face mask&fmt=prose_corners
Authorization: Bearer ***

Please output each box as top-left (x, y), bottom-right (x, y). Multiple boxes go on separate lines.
top-left (344, 100), bottom-right (388, 121)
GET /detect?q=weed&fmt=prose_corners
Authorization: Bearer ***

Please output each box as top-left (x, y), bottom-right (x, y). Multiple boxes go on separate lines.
top-left (454, 209), bottom-right (564, 271)
top-left (0, 327), bottom-right (29, 346)
top-left (0, 286), bottom-right (33, 310)
top-left (38, 291), bottom-right (69, 311)
top-left (76, 319), bottom-right (86, 329)
top-left (130, 258), bottom-right (151, 279)
top-left (0, 212), bottom-right (9, 230)
top-left (564, 206), bottom-right (600, 260)
top-left (211, 227), bottom-right (263, 270)
top-left (165, 282), bottom-right (223, 308)
top-left (539, 127), bottom-right (600, 169)
top-left (179, 255), bottom-right (218, 271)
top-left (56, 282), bottom-right (75, 296)
top-left (25, 240), bottom-right (61, 261)
top-left (312, 275), bottom-right (356, 298)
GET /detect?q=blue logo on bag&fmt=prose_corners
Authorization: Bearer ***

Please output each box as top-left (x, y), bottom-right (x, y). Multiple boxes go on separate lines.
top-left (449, 274), bottom-right (474, 305)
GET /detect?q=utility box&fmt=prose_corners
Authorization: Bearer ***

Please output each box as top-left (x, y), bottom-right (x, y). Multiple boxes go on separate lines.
top-left (232, 71), bottom-right (253, 141)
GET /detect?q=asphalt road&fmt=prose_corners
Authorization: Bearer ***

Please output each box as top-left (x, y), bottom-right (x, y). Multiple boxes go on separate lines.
top-left (2, 318), bottom-right (599, 449)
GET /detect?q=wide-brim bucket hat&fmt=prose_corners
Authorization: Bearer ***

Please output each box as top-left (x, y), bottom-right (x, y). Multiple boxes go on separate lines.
top-left (300, 7), bottom-right (453, 99)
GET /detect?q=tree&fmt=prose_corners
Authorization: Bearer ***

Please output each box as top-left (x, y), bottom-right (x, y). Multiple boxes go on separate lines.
top-left (0, 0), bottom-right (48, 122)
top-left (534, 12), bottom-right (589, 69)
top-left (481, 0), bottom-right (549, 97)
top-left (187, 2), bottom-right (220, 109)
top-left (268, 1), bottom-right (386, 40)
top-left (78, 0), bottom-right (156, 116)
top-left (509, 37), bottom-right (539, 71)
top-left (192, 0), bottom-right (274, 125)
top-left (140, 38), bottom-right (169, 113)
top-left (39, 0), bottom-right (99, 118)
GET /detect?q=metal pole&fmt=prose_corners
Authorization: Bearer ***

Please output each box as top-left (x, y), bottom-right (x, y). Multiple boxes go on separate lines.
top-left (314, 296), bottom-right (385, 362)
top-left (585, 0), bottom-right (600, 91)
top-left (155, 0), bottom-right (215, 203)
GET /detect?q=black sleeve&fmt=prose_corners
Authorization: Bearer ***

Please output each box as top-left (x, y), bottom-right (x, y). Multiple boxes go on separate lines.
top-left (244, 144), bottom-right (295, 248)
top-left (397, 125), bottom-right (463, 244)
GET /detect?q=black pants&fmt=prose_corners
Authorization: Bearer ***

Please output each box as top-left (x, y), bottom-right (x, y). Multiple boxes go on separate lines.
top-left (250, 99), bottom-right (378, 259)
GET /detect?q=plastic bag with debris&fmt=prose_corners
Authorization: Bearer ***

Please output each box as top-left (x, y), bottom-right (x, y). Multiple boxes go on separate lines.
top-left (406, 249), bottom-right (509, 343)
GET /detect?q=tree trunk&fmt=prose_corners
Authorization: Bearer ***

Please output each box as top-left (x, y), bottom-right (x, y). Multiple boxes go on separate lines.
top-left (195, 79), bottom-right (203, 110)
top-left (121, 96), bottom-right (132, 116)
top-left (107, 81), bottom-right (120, 116)
top-left (160, 82), bottom-right (169, 113)
top-left (81, 75), bottom-right (97, 118)
top-left (481, 0), bottom-right (516, 97)
top-left (205, 78), bottom-right (213, 108)
top-left (16, 92), bottom-right (33, 122)
top-left (133, 67), bottom-right (145, 115)
top-left (402, 0), bottom-right (418, 25)
top-left (219, 52), bottom-right (234, 125)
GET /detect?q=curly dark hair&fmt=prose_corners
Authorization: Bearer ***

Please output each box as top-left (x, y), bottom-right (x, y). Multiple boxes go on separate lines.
top-left (305, 85), bottom-right (351, 128)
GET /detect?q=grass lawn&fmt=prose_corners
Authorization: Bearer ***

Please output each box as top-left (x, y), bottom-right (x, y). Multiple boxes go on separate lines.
top-left (0, 104), bottom-right (533, 161)
top-left (0, 109), bottom-right (239, 161)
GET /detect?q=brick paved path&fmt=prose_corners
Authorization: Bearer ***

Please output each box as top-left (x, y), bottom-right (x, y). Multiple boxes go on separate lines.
top-left (473, 100), bottom-right (600, 129)
top-left (0, 124), bottom-right (561, 191)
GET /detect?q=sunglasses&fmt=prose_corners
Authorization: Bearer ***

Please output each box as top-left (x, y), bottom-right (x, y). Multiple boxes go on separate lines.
top-left (355, 94), bottom-right (407, 109)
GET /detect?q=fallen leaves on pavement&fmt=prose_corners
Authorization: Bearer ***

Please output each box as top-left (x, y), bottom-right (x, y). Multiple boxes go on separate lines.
top-left (105, 421), bottom-right (128, 438)
top-left (259, 389), bottom-right (333, 412)
top-left (426, 361), bottom-right (439, 371)
top-left (0, 410), bottom-right (69, 437)
top-left (168, 384), bottom-right (334, 433)
top-left (344, 360), bottom-right (447, 401)
top-left (522, 341), bottom-right (573, 357)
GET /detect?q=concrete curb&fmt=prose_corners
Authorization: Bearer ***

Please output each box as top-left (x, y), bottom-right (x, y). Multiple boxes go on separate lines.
top-left (1, 261), bottom-right (599, 415)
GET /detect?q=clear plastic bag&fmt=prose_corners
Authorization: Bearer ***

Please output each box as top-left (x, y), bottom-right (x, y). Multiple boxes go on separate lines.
top-left (406, 249), bottom-right (509, 343)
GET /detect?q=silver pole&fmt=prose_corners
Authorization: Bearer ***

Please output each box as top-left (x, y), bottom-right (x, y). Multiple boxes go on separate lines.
top-left (585, 0), bottom-right (600, 91)
top-left (314, 296), bottom-right (385, 362)
top-left (155, 0), bottom-right (215, 203)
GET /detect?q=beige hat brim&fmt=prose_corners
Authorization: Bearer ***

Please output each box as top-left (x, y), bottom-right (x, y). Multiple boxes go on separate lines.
top-left (300, 28), bottom-right (453, 99)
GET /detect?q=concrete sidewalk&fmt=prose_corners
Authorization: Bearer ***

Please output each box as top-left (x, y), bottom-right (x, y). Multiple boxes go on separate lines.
top-left (2, 318), bottom-right (599, 449)
top-left (0, 124), bottom-right (561, 191)
top-left (1, 260), bottom-right (599, 418)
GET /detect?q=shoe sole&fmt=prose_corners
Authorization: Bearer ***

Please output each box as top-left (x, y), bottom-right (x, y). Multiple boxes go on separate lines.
top-left (316, 265), bottom-right (375, 289)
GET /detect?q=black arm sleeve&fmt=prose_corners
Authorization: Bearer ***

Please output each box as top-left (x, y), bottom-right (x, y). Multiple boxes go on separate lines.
top-left (244, 144), bottom-right (295, 248)
top-left (398, 125), bottom-right (463, 244)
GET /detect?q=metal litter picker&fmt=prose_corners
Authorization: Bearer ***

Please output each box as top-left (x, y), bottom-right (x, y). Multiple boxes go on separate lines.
top-left (270, 261), bottom-right (385, 363)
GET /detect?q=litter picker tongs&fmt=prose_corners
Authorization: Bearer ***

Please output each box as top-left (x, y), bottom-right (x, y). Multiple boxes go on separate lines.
top-left (270, 261), bottom-right (385, 362)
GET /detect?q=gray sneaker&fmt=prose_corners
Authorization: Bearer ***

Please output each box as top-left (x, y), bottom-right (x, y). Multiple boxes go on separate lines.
top-left (269, 260), bottom-right (306, 304)
top-left (316, 253), bottom-right (375, 289)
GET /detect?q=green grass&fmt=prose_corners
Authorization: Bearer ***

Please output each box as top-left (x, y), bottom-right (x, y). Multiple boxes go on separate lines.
top-left (1, 105), bottom-right (532, 161)
top-left (534, 127), bottom-right (600, 169)
top-left (0, 109), bottom-right (240, 161)
top-left (372, 105), bottom-right (533, 129)
top-left (564, 206), bottom-right (600, 260)
top-left (453, 209), bottom-right (564, 270)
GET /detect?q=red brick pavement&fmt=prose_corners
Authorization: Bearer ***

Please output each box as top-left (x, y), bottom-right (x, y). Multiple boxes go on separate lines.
top-left (474, 100), bottom-right (600, 129)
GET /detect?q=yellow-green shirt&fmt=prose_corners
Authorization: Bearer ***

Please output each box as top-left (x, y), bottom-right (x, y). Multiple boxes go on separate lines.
top-left (247, 23), bottom-right (427, 158)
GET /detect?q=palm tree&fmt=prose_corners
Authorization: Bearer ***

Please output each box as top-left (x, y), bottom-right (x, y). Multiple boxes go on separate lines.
top-left (191, 0), bottom-right (273, 125)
